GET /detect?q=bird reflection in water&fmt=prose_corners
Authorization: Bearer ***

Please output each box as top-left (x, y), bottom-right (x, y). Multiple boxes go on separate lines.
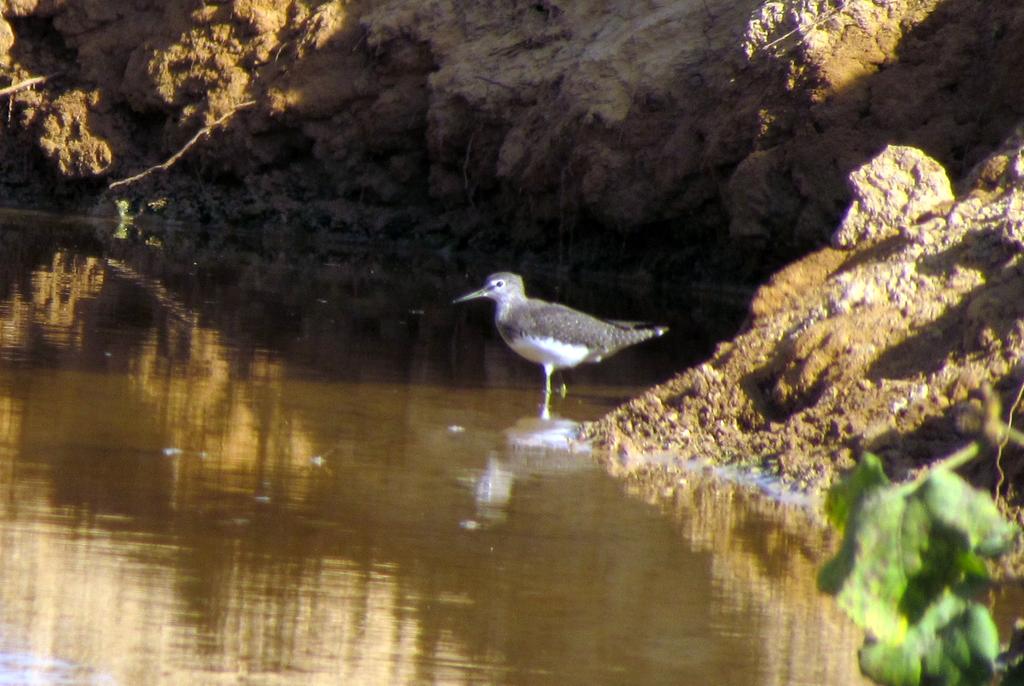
top-left (466, 414), bottom-right (590, 526)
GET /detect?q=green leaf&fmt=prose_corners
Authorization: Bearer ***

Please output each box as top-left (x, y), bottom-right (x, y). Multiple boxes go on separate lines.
top-left (859, 639), bottom-right (922, 686)
top-left (858, 594), bottom-right (999, 686)
top-left (819, 485), bottom-right (910, 641)
top-left (919, 469), bottom-right (1019, 558)
top-left (824, 452), bottom-right (891, 530)
top-left (819, 456), bottom-right (1019, 648)
top-left (819, 449), bottom-right (1020, 686)
top-left (920, 598), bottom-right (998, 685)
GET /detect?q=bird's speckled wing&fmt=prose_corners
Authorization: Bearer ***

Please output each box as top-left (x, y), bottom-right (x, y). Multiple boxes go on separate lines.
top-left (498, 299), bottom-right (665, 358)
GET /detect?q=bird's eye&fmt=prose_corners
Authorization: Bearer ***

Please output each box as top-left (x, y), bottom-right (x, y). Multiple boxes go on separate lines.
top-left (494, 280), bottom-right (505, 288)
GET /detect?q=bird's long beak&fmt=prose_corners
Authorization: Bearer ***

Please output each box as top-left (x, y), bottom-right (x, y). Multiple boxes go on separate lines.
top-left (452, 287), bottom-right (489, 304)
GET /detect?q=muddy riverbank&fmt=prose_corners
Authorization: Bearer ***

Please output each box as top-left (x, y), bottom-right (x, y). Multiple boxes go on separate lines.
top-left (0, 0), bottom-right (1022, 516)
top-left (586, 141), bottom-right (1024, 529)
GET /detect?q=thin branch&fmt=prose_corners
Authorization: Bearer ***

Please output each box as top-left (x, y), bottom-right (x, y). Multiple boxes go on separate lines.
top-left (757, 1), bottom-right (848, 55)
top-left (995, 376), bottom-right (1024, 498)
top-left (0, 75), bottom-right (52, 98)
top-left (108, 100), bottom-right (256, 190)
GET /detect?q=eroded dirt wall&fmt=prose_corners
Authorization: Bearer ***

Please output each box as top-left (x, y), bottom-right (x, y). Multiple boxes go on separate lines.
top-left (0, 1), bottom-right (1021, 274)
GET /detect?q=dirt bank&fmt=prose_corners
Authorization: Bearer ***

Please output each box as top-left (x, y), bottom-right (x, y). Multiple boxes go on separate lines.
top-left (0, 0), bottom-right (1016, 274)
top-left (586, 139), bottom-right (1024, 522)
top-left (0, 2), bottom-right (1022, 510)
top-left (580, 0), bottom-right (1024, 520)
top-left (3, 0), bottom-right (769, 270)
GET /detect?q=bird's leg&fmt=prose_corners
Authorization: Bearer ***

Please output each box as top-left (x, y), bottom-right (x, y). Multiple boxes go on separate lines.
top-left (540, 364), bottom-right (554, 418)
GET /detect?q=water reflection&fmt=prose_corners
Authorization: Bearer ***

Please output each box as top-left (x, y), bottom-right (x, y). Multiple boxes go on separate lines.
top-left (0, 214), bottom-right (869, 684)
top-left (503, 414), bottom-right (583, 451)
top-left (468, 414), bottom-right (589, 526)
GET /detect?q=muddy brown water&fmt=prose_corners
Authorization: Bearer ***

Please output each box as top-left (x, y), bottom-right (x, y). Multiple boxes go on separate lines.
top-left (0, 212), bottom-right (878, 684)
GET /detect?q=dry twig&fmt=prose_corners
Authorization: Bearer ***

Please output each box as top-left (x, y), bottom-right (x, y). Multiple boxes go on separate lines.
top-left (0, 74), bottom-right (52, 98)
top-left (757, 1), bottom-right (849, 55)
top-left (995, 376), bottom-right (1024, 499)
top-left (108, 100), bottom-right (256, 190)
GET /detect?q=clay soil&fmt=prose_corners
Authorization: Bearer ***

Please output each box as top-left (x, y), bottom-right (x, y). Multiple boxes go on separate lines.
top-left (0, 1), bottom-right (1022, 521)
top-left (586, 142), bottom-right (1024, 530)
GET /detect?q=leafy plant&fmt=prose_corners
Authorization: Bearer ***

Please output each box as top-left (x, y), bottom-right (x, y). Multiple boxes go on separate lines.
top-left (114, 198), bottom-right (136, 239)
top-left (819, 444), bottom-right (1021, 685)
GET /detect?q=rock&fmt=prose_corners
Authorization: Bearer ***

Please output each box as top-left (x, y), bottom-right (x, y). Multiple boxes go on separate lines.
top-left (0, 18), bottom-right (13, 58)
top-left (832, 145), bottom-right (953, 248)
top-left (38, 90), bottom-right (114, 177)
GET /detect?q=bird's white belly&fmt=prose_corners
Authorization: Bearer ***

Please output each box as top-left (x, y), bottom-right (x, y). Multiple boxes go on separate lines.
top-left (508, 336), bottom-right (590, 369)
